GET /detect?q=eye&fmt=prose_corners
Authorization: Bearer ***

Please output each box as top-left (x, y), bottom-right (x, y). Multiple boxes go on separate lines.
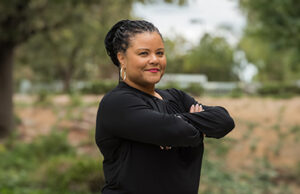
top-left (156, 51), bottom-right (164, 56)
top-left (138, 51), bottom-right (148, 56)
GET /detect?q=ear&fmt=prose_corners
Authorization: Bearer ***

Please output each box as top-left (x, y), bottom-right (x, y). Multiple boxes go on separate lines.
top-left (117, 52), bottom-right (126, 68)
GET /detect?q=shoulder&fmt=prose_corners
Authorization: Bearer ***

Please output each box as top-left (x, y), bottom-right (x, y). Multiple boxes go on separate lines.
top-left (99, 86), bottom-right (145, 110)
top-left (158, 87), bottom-right (197, 111)
top-left (158, 87), bottom-right (188, 101)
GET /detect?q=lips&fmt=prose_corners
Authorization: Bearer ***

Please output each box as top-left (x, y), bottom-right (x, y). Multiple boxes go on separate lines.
top-left (146, 68), bottom-right (160, 73)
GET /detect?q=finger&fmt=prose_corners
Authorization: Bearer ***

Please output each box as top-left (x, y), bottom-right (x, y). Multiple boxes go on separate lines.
top-left (201, 104), bottom-right (205, 111)
top-left (190, 104), bottom-right (195, 113)
top-left (189, 105), bottom-right (193, 113)
top-left (199, 104), bottom-right (203, 112)
top-left (166, 146), bottom-right (172, 150)
top-left (194, 104), bottom-right (198, 112)
top-left (196, 104), bottom-right (200, 112)
top-left (160, 146), bottom-right (164, 150)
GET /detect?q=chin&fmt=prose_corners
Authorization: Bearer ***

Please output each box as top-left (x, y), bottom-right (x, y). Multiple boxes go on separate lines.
top-left (147, 77), bottom-right (161, 85)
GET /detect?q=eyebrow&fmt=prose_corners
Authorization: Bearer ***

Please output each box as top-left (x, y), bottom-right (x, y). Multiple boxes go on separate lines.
top-left (136, 48), bottom-right (164, 51)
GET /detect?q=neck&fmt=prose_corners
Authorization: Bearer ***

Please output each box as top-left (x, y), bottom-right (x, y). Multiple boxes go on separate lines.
top-left (123, 80), bottom-right (155, 96)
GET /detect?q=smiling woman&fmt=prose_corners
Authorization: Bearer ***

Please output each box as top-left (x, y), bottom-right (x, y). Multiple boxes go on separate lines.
top-left (95, 19), bottom-right (235, 194)
top-left (117, 31), bottom-right (166, 96)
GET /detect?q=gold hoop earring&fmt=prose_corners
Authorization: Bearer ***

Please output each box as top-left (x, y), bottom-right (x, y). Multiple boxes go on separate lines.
top-left (120, 67), bottom-right (126, 81)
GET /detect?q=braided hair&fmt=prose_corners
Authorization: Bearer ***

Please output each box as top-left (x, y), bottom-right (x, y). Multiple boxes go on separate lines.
top-left (104, 19), bottom-right (162, 67)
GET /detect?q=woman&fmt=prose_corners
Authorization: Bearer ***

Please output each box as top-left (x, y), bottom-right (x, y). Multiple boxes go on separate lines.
top-left (95, 19), bottom-right (235, 194)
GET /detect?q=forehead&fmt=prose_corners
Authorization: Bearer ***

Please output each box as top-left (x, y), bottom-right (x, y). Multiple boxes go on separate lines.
top-left (128, 32), bottom-right (164, 49)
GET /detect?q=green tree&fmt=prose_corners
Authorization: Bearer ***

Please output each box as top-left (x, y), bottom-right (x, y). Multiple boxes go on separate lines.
top-left (15, 0), bottom-right (133, 92)
top-left (184, 33), bottom-right (239, 81)
top-left (238, 0), bottom-right (300, 81)
top-left (164, 34), bottom-right (187, 73)
top-left (238, 36), bottom-right (296, 82)
top-left (0, 0), bottom-right (187, 137)
top-left (1, 0), bottom-right (96, 137)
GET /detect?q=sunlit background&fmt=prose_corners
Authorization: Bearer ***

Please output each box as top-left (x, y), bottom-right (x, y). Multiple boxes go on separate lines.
top-left (0, 0), bottom-right (299, 193)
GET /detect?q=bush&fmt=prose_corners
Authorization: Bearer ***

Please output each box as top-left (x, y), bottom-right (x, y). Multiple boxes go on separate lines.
top-left (69, 93), bottom-right (83, 107)
top-left (0, 131), bottom-right (104, 194)
top-left (185, 83), bottom-right (204, 96)
top-left (156, 81), bottom-right (181, 90)
top-left (0, 132), bottom-right (75, 170)
top-left (200, 153), bottom-right (293, 194)
top-left (257, 82), bottom-right (300, 98)
top-left (81, 80), bottom-right (117, 94)
top-left (34, 156), bottom-right (104, 193)
top-left (229, 86), bottom-right (244, 98)
top-left (35, 90), bottom-right (52, 106)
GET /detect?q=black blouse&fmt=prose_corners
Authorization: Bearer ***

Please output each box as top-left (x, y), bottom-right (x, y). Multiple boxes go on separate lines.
top-left (95, 81), bottom-right (235, 194)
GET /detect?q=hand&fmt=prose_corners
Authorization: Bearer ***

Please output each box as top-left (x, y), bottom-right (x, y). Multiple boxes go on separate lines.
top-left (160, 145), bottom-right (172, 150)
top-left (190, 104), bottom-right (206, 137)
top-left (190, 103), bottom-right (204, 113)
top-left (159, 104), bottom-right (205, 150)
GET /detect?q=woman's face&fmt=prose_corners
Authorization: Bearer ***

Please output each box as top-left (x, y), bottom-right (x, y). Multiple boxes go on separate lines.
top-left (117, 31), bottom-right (167, 88)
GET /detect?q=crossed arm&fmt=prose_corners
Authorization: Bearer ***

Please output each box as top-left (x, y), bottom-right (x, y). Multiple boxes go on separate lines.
top-left (97, 91), bottom-right (235, 148)
top-left (160, 103), bottom-right (205, 150)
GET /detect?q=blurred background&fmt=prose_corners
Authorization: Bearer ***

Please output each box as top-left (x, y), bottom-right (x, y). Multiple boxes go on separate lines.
top-left (0, 0), bottom-right (300, 193)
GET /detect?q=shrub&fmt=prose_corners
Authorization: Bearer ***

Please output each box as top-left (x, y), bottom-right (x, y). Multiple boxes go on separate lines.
top-left (156, 81), bottom-right (181, 90)
top-left (69, 93), bottom-right (83, 107)
top-left (81, 80), bottom-right (117, 94)
top-left (229, 86), bottom-right (244, 98)
top-left (185, 83), bottom-right (204, 96)
top-left (0, 131), bottom-right (104, 193)
top-left (200, 155), bottom-right (293, 194)
top-left (34, 156), bottom-right (104, 193)
top-left (0, 132), bottom-right (75, 170)
top-left (35, 90), bottom-right (52, 106)
top-left (257, 82), bottom-right (300, 98)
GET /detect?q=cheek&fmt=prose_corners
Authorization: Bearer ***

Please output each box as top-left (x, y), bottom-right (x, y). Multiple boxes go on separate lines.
top-left (131, 56), bottom-right (146, 68)
top-left (127, 58), bottom-right (143, 69)
top-left (126, 63), bottom-right (145, 78)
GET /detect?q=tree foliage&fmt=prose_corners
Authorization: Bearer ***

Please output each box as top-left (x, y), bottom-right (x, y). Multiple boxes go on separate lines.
top-left (13, 0), bottom-right (189, 91)
top-left (238, 36), bottom-right (297, 82)
top-left (184, 33), bottom-right (239, 81)
top-left (164, 34), bottom-right (187, 73)
top-left (239, 0), bottom-right (300, 49)
top-left (238, 0), bottom-right (300, 81)
top-left (15, 0), bottom-right (133, 91)
top-left (0, 0), bottom-right (187, 137)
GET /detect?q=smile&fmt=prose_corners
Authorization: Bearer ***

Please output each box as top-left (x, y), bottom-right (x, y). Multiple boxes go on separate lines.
top-left (146, 68), bottom-right (160, 73)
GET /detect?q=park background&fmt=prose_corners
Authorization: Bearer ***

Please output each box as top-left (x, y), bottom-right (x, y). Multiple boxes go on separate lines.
top-left (0, 0), bottom-right (300, 193)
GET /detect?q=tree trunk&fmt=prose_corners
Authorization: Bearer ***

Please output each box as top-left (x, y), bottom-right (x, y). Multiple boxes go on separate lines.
top-left (0, 43), bottom-right (15, 138)
top-left (62, 46), bottom-right (79, 93)
top-left (63, 73), bottom-right (71, 93)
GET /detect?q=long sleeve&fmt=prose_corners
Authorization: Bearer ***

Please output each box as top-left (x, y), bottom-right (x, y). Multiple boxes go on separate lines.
top-left (166, 88), bottom-right (235, 138)
top-left (179, 106), bottom-right (235, 138)
top-left (96, 91), bottom-right (203, 147)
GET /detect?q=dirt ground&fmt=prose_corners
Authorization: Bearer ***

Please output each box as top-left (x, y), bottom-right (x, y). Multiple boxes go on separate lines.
top-left (14, 95), bottom-right (300, 177)
top-left (196, 96), bottom-right (300, 170)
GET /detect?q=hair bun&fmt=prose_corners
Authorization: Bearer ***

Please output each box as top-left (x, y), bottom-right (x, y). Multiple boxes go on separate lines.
top-left (105, 20), bottom-right (129, 66)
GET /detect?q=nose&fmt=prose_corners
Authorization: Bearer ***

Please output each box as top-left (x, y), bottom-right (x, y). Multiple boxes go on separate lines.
top-left (149, 53), bottom-right (159, 64)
